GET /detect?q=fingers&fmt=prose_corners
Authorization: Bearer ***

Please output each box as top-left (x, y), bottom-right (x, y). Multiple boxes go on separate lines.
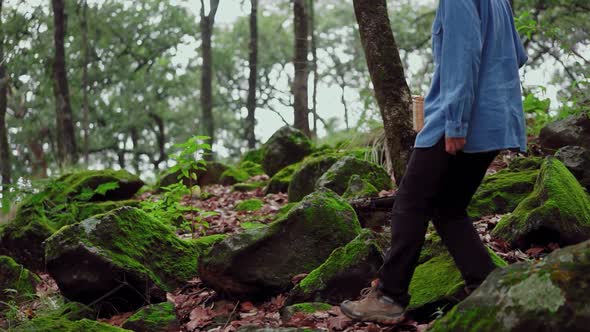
top-left (445, 137), bottom-right (466, 155)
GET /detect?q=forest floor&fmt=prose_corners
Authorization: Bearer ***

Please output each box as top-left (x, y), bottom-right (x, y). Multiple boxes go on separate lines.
top-left (18, 154), bottom-right (560, 332)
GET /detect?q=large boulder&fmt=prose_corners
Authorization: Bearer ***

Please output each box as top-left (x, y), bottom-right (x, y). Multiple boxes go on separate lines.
top-left (199, 189), bottom-right (361, 298)
top-left (430, 239), bottom-right (590, 332)
top-left (555, 145), bottom-right (590, 191)
top-left (406, 233), bottom-right (506, 320)
top-left (492, 157), bottom-right (590, 248)
top-left (261, 126), bottom-right (313, 177)
top-left (288, 155), bottom-right (340, 202)
top-left (44, 207), bottom-right (223, 314)
top-left (342, 175), bottom-right (380, 200)
top-left (158, 161), bottom-right (228, 188)
top-left (0, 255), bottom-right (39, 304)
top-left (12, 317), bottom-right (130, 332)
top-left (467, 168), bottom-right (539, 220)
top-left (122, 302), bottom-right (180, 332)
top-left (539, 113), bottom-right (590, 152)
top-left (287, 229), bottom-right (383, 305)
top-left (0, 170), bottom-right (143, 270)
top-left (315, 156), bottom-right (392, 196)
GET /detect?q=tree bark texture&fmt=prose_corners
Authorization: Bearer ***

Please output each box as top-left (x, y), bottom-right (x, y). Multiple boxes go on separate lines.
top-left (353, 0), bottom-right (415, 184)
top-left (52, 0), bottom-right (78, 166)
top-left (200, 0), bottom-right (220, 159)
top-left (309, 0), bottom-right (318, 137)
top-left (292, 0), bottom-right (311, 137)
top-left (245, 0), bottom-right (258, 149)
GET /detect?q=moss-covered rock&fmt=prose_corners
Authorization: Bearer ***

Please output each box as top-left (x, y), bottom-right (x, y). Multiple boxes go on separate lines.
top-left (265, 163), bottom-right (300, 195)
top-left (280, 302), bottom-right (332, 321)
top-left (342, 175), bottom-right (380, 200)
top-left (0, 255), bottom-right (39, 304)
top-left (122, 302), bottom-right (180, 332)
top-left (508, 156), bottom-right (543, 171)
top-left (430, 239), bottom-right (590, 332)
top-left (236, 199), bottom-right (264, 212)
top-left (239, 161), bottom-right (265, 177)
top-left (199, 189), bottom-right (361, 298)
top-left (44, 207), bottom-right (208, 314)
top-left (287, 229), bottom-right (383, 305)
top-left (0, 170), bottom-right (142, 271)
top-left (555, 145), bottom-right (590, 191)
top-left (220, 167), bottom-right (251, 185)
top-left (288, 155), bottom-right (341, 202)
top-left (158, 161), bottom-right (228, 188)
top-left (315, 156), bottom-right (392, 196)
top-left (240, 149), bottom-right (264, 165)
top-left (232, 181), bottom-right (267, 192)
top-left (261, 126), bottom-right (313, 177)
top-left (407, 233), bottom-right (507, 319)
top-left (492, 157), bottom-right (590, 248)
top-left (13, 317), bottom-right (130, 332)
top-left (467, 169), bottom-right (539, 220)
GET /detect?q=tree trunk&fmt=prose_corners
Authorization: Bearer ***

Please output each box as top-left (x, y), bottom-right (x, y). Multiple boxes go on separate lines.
top-left (52, 0), bottom-right (77, 166)
top-left (0, 0), bottom-right (11, 200)
top-left (200, 0), bottom-right (220, 160)
top-left (292, 0), bottom-right (310, 137)
top-left (81, 0), bottom-right (90, 164)
top-left (245, 0), bottom-right (258, 149)
top-left (353, 0), bottom-right (415, 184)
top-left (308, 0), bottom-right (318, 137)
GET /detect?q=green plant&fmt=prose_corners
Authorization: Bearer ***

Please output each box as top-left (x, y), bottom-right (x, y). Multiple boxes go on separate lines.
top-left (523, 90), bottom-right (552, 135)
top-left (142, 135), bottom-right (217, 236)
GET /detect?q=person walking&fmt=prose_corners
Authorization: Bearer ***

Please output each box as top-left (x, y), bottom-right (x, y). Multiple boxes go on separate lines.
top-left (340, 0), bottom-right (528, 323)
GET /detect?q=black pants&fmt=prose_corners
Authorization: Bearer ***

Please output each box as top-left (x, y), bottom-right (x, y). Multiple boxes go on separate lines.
top-left (378, 137), bottom-right (499, 306)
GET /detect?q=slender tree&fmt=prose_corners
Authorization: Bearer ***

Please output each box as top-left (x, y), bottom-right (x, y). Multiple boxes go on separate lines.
top-left (0, 0), bottom-right (11, 201)
top-left (353, 0), bottom-right (415, 184)
top-left (52, 0), bottom-right (78, 166)
top-left (292, 0), bottom-right (311, 137)
top-left (80, 0), bottom-right (90, 164)
top-left (308, 0), bottom-right (318, 137)
top-left (245, 0), bottom-right (258, 149)
top-left (200, 0), bottom-right (220, 158)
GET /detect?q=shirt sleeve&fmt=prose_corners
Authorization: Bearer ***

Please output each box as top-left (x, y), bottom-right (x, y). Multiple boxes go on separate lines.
top-left (439, 0), bottom-right (483, 138)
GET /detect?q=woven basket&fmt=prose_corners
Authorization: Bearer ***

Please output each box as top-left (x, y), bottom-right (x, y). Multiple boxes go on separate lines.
top-left (412, 96), bottom-right (425, 132)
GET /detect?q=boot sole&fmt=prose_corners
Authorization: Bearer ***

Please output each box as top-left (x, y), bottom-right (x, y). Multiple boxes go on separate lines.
top-left (340, 304), bottom-right (405, 325)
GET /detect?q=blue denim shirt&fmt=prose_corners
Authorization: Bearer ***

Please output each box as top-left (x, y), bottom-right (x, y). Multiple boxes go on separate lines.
top-left (415, 0), bottom-right (528, 153)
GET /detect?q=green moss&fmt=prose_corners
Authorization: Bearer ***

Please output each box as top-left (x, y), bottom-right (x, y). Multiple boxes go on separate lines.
top-left (122, 302), bottom-right (178, 332)
top-left (342, 175), bottom-right (380, 199)
top-left (239, 161), bottom-right (265, 176)
top-left (266, 163), bottom-right (301, 194)
top-left (316, 156), bottom-right (392, 196)
top-left (236, 199), bottom-right (264, 212)
top-left (297, 229), bottom-right (377, 293)
top-left (45, 207), bottom-right (202, 291)
top-left (508, 156), bottom-right (543, 171)
top-left (429, 305), bottom-right (504, 332)
top-left (275, 203), bottom-right (296, 221)
top-left (492, 157), bottom-right (590, 247)
top-left (220, 167), bottom-right (251, 185)
top-left (0, 170), bottom-right (143, 270)
top-left (233, 181), bottom-right (267, 192)
top-left (241, 149), bottom-right (264, 165)
top-left (13, 317), bottom-right (130, 332)
top-left (288, 302), bottom-right (332, 314)
top-left (467, 169), bottom-right (539, 219)
top-left (0, 255), bottom-right (39, 303)
top-left (240, 221), bottom-right (266, 230)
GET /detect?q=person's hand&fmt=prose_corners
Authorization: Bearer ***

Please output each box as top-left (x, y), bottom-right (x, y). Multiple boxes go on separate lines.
top-left (445, 137), bottom-right (466, 155)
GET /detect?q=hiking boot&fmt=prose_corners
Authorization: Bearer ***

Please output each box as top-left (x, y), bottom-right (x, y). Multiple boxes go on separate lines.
top-left (340, 285), bottom-right (405, 324)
